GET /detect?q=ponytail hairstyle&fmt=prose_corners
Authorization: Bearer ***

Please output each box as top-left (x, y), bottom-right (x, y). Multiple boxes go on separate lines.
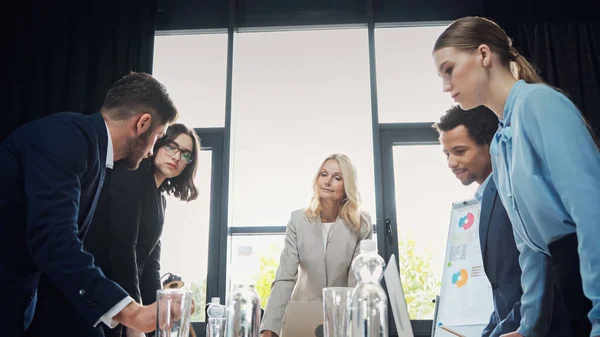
top-left (434, 16), bottom-right (543, 84)
top-left (434, 16), bottom-right (600, 148)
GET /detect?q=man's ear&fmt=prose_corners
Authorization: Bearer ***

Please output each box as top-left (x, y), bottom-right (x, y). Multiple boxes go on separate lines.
top-left (135, 113), bottom-right (153, 136)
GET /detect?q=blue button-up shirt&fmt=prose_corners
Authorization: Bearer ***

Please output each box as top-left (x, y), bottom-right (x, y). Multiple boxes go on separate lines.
top-left (474, 174), bottom-right (491, 203)
top-left (490, 80), bottom-right (600, 337)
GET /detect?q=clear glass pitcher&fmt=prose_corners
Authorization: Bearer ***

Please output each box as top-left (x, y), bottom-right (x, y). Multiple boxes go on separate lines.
top-left (322, 287), bottom-right (353, 337)
top-left (156, 288), bottom-right (194, 337)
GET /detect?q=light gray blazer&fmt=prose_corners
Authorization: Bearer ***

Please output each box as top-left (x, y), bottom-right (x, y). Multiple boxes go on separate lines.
top-left (260, 208), bottom-right (373, 335)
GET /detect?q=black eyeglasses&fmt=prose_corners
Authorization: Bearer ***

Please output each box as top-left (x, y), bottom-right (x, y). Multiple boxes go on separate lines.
top-left (163, 141), bottom-right (194, 164)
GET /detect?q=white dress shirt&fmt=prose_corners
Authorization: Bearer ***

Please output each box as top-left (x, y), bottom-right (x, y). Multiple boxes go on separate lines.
top-left (95, 122), bottom-right (135, 328)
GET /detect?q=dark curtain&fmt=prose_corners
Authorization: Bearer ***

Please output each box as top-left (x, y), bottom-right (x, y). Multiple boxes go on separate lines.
top-left (501, 22), bottom-right (600, 138)
top-left (478, 0), bottom-right (599, 134)
top-left (1, 0), bottom-right (158, 142)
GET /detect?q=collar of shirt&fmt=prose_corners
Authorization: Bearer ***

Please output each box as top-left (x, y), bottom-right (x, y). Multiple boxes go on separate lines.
top-left (490, 80), bottom-right (524, 155)
top-left (474, 174), bottom-right (492, 202)
top-left (499, 79), bottom-right (525, 128)
top-left (104, 121), bottom-right (114, 169)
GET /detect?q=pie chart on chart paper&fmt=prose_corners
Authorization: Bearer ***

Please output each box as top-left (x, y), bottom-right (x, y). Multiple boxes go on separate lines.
top-left (451, 268), bottom-right (469, 288)
top-left (458, 212), bottom-right (474, 230)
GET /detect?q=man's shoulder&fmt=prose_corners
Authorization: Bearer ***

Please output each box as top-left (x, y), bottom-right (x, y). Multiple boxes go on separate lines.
top-left (27, 112), bottom-right (89, 127)
top-left (7, 113), bottom-right (103, 172)
top-left (10, 112), bottom-right (96, 143)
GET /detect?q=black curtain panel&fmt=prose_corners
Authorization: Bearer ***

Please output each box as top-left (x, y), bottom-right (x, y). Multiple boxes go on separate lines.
top-left (503, 22), bottom-right (600, 137)
top-left (1, 0), bottom-right (158, 142)
top-left (482, 0), bottom-right (600, 136)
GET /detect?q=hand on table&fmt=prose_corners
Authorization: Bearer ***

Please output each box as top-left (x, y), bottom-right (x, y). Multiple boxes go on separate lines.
top-left (115, 296), bottom-right (196, 333)
top-left (114, 302), bottom-right (157, 333)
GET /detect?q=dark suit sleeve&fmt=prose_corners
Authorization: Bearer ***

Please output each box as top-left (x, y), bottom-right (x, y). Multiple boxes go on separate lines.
top-left (481, 312), bottom-right (497, 337)
top-left (106, 166), bottom-right (146, 303)
top-left (488, 301), bottom-right (521, 337)
top-left (140, 241), bottom-right (162, 304)
top-left (22, 124), bottom-right (128, 327)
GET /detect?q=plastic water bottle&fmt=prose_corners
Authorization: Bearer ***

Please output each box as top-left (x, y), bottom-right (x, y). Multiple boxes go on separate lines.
top-left (225, 284), bottom-right (261, 337)
top-left (207, 297), bottom-right (226, 337)
top-left (225, 246), bottom-right (261, 337)
top-left (348, 240), bottom-right (388, 337)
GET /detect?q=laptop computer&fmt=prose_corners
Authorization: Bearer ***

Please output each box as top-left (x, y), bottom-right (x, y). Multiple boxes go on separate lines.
top-left (280, 255), bottom-right (414, 337)
top-left (384, 254), bottom-right (415, 337)
top-left (280, 301), bottom-right (324, 337)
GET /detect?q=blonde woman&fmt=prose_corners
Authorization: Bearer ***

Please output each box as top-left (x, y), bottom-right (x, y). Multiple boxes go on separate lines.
top-left (259, 153), bottom-right (373, 337)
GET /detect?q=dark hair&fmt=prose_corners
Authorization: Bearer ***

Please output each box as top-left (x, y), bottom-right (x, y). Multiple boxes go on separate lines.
top-left (100, 72), bottom-right (179, 127)
top-left (153, 123), bottom-right (201, 202)
top-left (433, 105), bottom-right (499, 146)
top-left (434, 16), bottom-right (543, 84)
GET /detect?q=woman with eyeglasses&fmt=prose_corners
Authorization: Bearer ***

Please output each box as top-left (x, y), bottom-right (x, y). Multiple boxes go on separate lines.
top-left (83, 123), bottom-right (201, 337)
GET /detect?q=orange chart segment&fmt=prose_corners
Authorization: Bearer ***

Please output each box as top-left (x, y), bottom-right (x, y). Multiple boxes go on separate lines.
top-left (451, 268), bottom-right (469, 288)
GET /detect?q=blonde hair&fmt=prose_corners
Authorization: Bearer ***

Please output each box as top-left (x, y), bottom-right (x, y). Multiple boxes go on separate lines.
top-left (304, 153), bottom-right (366, 231)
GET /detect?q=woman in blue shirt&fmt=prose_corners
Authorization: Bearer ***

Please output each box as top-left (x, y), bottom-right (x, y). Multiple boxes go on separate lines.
top-left (431, 16), bottom-right (599, 337)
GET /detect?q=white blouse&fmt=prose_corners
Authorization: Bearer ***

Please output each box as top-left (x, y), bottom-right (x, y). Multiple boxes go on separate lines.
top-left (322, 222), bottom-right (334, 252)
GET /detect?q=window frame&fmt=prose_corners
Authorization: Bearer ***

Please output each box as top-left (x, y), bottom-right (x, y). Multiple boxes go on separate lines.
top-left (157, 9), bottom-right (450, 336)
top-left (190, 128), bottom-right (226, 334)
top-left (376, 123), bottom-right (441, 337)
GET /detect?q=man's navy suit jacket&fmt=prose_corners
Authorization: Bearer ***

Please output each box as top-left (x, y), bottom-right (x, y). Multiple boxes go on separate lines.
top-left (479, 178), bottom-right (570, 337)
top-left (0, 112), bottom-right (128, 336)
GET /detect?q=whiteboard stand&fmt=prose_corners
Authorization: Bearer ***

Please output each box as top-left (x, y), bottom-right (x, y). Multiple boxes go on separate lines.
top-left (431, 295), bottom-right (440, 337)
top-left (434, 199), bottom-right (493, 337)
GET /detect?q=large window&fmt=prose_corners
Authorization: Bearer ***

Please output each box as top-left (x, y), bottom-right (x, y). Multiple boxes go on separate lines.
top-left (375, 25), bottom-right (475, 321)
top-left (153, 23), bottom-right (469, 336)
top-left (375, 26), bottom-right (452, 123)
top-left (160, 151), bottom-right (213, 322)
top-left (153, 33), bottom-right (228, 323)
top-left (153, 33), bottom-right (228, 128)
top-left (228, 235), bottom-right (285, 307)
top-left (228, 28), bottom-right (378, 299)
top-left (391, 144), bottom-right (476, 319)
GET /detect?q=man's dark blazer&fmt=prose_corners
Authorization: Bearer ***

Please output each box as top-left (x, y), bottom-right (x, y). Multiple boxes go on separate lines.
top-left (0, 112), bottom-right (129, 337)
top-left (85, 158), bottom-right (166, 337)
top-left (479, 177), bottom-right (571, 337)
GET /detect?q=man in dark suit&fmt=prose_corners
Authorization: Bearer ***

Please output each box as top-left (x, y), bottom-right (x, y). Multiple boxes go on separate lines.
top-left (0, 72), bottom-right (179, 337)
top-left (434, 106), bottom-right (571, 337)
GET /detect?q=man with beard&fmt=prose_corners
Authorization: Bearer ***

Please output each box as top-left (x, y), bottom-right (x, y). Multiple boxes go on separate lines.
top-left (0, 72), bottom-right (179, 337)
